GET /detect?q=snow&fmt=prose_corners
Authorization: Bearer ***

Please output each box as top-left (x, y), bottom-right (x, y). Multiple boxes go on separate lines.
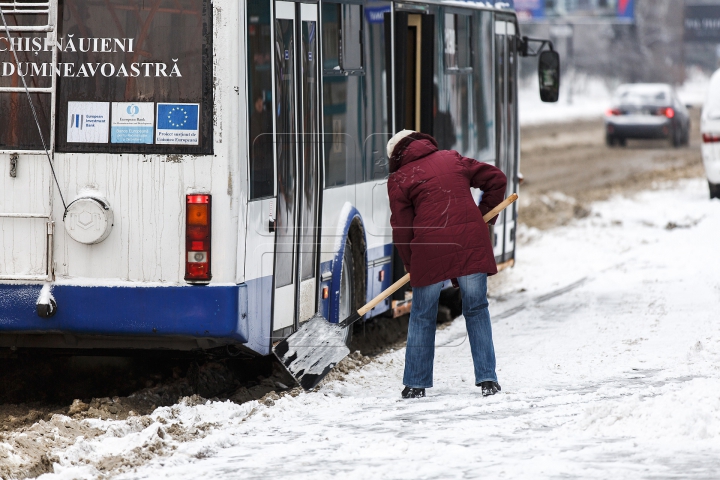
top-left (38, 178), bottom-right (720, 479)
top-left (519, 74), bottom-right (613, 126)
top-left (36, 284), bottom-right (53, 306)
top-left (333, 201), bottom-right (355, 253)
top-left (678, 67), bottom-right (712, 108)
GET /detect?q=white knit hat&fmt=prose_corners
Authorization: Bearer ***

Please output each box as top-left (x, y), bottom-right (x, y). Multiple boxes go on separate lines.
top-left (386, 129), bottom-right (416, 159)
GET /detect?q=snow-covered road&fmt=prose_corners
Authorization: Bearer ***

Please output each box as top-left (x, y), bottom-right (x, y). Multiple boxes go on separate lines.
top-left (38, 179), bottom-right (720, 479)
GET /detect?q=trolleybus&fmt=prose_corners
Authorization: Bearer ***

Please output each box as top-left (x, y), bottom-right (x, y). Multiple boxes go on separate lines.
top-left (0, 0), bottom-right (558, 356)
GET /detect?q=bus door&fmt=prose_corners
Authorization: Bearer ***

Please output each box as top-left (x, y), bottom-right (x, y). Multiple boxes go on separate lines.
top-left (493, 16), bottom-right (518, 265)
top-left (388, 10), bottom-right (434, 301)
top-left (392, 12), bottom-right (434, 134)
top-left (272, 1), bottom-right (321, 337)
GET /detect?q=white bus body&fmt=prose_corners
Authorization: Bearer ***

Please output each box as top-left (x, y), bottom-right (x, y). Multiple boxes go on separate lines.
top-left (0, 0), bottom-right (523, 356)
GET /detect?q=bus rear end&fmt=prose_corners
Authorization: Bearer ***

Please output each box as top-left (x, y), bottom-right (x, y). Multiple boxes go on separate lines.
top-left (0, 0), bottom-right (256, 353)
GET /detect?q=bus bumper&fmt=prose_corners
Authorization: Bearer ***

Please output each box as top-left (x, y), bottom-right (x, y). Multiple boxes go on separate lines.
top-left (0, 283), bottom-right (270, 353)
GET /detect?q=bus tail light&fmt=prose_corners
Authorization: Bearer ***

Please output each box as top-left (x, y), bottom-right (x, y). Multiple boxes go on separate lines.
top-left (703, 133), bottom-right (720, 143)
top-left (606, 108), bottom-right (622, 116)
top-left (185, 194), bottom-right (211, 283)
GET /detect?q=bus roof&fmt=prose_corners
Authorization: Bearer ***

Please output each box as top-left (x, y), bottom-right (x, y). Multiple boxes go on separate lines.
top-left (389, 0), bottom-right (518, 15)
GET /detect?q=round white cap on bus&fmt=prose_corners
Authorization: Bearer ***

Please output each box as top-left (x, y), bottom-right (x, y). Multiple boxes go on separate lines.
top-left (64, 196), bottom-right (114, 245)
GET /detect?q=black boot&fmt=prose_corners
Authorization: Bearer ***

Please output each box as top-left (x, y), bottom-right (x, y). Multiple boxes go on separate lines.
top-left (478, 381), bottom-right (501, 397)
top-left (401, 386), bottom-right (426, 399)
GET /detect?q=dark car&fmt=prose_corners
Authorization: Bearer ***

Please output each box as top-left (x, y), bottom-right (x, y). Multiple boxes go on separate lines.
top-left (605, 83), bottom-right (690, 147)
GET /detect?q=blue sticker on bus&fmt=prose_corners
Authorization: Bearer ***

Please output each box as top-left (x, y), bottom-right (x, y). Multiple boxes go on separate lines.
top-left (156, 103), bottom-right (200, 145)
top-left (111, 102), bottom-right (154, 144)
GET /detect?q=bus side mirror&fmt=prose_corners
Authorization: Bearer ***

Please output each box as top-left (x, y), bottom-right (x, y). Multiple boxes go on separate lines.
top-left (538, 50), bottom-right (560, 103)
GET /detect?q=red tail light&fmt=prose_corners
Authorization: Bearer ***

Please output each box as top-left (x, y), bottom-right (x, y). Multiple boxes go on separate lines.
top-left (703, 133), bottom-right (720, 143)
top-left (606, 108), bottom-right (622, 116)
top-left (185, 194), bottom-right (211, 283)
top-left (658, 107), bottom-right (675, 118)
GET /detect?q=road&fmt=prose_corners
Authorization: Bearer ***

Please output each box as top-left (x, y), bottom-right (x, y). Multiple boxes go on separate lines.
top-left (518, 109), bottom-right (705, 229)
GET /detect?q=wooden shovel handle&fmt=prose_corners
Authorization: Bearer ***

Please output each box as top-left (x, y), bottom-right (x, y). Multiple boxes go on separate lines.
top-left (356, 193), bottom-right (518, 317)
top-left (358, 272), bottom-right (411, 316)
top-left (483, 193), bottom-right (518, 223)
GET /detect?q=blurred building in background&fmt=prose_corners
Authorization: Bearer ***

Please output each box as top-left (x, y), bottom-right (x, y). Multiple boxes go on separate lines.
top-left (517, 0), bottom-right (720, 87)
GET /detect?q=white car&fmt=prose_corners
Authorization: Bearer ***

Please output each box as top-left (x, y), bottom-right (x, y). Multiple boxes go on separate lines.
top-left (701, 70), bottom-right (720, 199)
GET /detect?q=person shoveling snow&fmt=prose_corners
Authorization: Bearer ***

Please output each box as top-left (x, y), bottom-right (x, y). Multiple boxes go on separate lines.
top-left (386, 130), bottom-right (508, 399)
top-left (274, 131), bottom-right (516, 394)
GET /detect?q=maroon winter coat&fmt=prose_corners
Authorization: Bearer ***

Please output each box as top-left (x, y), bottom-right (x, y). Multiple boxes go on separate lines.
top-left (387, 132), bottom-right (507, 287)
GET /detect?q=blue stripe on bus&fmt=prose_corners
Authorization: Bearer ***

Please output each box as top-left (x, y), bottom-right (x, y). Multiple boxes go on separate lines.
top-left (0, 284), bottom-right (248, 343)
top-left (365, 244), bottom-right (394, 317)
top-left (366, 244), bottom-right (393, 262)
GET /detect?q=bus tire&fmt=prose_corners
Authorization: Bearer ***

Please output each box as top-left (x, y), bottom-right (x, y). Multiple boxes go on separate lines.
top-left (605, 134), bottom-right (616, 147)
top-left (338, 239), bottom-right (355, 346)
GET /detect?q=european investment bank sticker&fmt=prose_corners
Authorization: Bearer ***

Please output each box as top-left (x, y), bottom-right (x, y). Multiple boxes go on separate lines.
top-left (111, 102), bottom-right (154, 144)
top-left (156, 103), bottom-right (200, 145)
top-left (67, 102), bottom-right (109, 143)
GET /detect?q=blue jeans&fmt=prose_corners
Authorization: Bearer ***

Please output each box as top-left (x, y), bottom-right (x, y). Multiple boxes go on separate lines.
top-left (403, 272), bottom-right (497, 389)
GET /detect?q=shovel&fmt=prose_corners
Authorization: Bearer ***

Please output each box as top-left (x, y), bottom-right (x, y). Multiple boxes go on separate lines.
top-left (274, 193), bottom-right (519, 390)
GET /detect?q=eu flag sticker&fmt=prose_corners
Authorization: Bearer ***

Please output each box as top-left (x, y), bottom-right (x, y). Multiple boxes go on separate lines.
top-left (156, 103), bottom-right (200, 145)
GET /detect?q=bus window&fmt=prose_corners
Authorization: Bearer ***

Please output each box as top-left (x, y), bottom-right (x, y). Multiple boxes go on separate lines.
top-left (0, 14), bottom-right (52, 150)
top-left (434, 9), bottom-right (494, 163)
top-left (321, 3), bottom-right (340, 71)
top-left (322, 2), bottom-right (363, 73)
top-left (435, 11), bottom-right (473, 155)
top-left (54, 0), bottom-right (212, 154)
top-left (248, 0), bottom-right (274, 199)
top-left (342, 4), bottom-right (363, 71)
top-left (363, 3), bottom-right (391, 181)
top-left (444, 13), bottom-right (471, 71)
top-left (322, 1), bottom-right (364, 187)
top-left (0, 93), bottom-right (52, 150)
top-left (473, 11), bottom-right (495, 163)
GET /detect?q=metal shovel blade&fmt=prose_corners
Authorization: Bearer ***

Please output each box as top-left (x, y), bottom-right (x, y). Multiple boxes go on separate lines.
top-left (273, 313), bottom-right (351, 391)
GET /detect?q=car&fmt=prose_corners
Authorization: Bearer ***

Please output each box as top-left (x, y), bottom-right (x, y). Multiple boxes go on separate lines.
top-left (701, 69), bottom-right (720, 199)
top-left (605, 83), bottom-right (690, 148)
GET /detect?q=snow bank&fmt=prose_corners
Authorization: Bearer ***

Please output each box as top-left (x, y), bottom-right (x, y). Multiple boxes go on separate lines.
top-left (677, 67), bottom-right (711, 107)
top-left (40, 398), bottom-right (262, 480)
top-left (578, 378), bottom-right (720, 444)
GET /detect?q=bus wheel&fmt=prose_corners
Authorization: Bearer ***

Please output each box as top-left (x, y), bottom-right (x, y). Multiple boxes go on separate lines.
top-left (338, 239), bottom-right (355, 346)
top-left (605, 134), bottom-right (616, 147)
